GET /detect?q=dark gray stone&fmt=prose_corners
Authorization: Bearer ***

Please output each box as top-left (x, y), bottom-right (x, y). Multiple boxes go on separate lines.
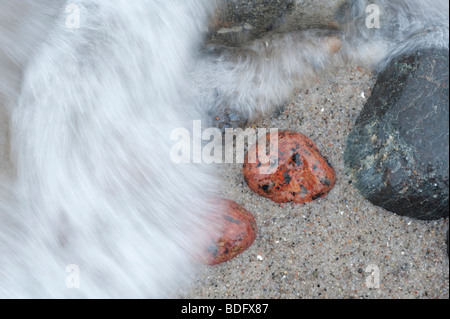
top-left (209, 0), bottom-right (344, 45)
top-left (345, 49), bottom-right (449, 221)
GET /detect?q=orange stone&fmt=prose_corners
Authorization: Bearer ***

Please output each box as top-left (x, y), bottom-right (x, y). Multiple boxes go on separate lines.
top-left (243, 131), bottom-right (336, 204)
top-left (204, 199), bottom-right (257, 266)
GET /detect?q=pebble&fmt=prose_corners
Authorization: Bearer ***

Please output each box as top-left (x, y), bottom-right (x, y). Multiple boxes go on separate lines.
top-left (243, 131), bottom-right (336, 204)
top-left (204, 199), bottom-right (258, 266)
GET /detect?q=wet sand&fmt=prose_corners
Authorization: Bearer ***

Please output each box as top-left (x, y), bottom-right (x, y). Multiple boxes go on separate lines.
top-left (181, 65), bottom-right (449, 299)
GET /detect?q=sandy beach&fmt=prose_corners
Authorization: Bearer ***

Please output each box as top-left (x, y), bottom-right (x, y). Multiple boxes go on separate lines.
top-left (180, 65), bottom-right (449, 299)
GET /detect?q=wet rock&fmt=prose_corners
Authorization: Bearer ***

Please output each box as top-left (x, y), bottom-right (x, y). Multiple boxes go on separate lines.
top-left (345, 49), bottom-right (449, 221)
top-left (243, 131), bottom-right (336, 204)
top-left (209, 0), bottom-right (344, 45)
top-left (208, 106), bottom-right (249, 133)
top-left (204, 199), bottom-right (257, 266)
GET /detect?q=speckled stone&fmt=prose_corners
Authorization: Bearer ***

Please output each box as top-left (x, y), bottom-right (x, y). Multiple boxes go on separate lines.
top-left (345, 49), bottom-right (449, 221)
top-left (204, 199), bottom-right (257, 266)
top-left (243, 131), bottom-right (336, 204)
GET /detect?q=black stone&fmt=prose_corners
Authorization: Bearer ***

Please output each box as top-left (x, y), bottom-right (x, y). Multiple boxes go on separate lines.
top-left (345, 49), bottom-right (449, 221)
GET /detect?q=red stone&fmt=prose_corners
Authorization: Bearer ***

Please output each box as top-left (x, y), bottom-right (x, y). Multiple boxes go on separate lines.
top-left (204, 199), bottom-right (257, 266)
top-left (243, 131), bottom-right (336, 204)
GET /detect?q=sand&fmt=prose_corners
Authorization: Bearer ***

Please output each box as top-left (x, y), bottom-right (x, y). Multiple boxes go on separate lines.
top-left (180, 65), bottom-right (449, 299)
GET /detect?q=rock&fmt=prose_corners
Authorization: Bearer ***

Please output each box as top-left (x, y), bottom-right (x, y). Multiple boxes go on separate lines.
top-left (345, 49), bottom-right (449, 221)
top-left (209, 0), bottom-right (344, 45)
top-left (243, 131), bottom-right (336, 204)
top-left (204, 199), bottom-right (257, 266)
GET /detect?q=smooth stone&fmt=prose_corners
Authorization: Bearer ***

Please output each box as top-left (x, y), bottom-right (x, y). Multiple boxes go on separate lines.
top-left (204, 199), bottom-right (257, 266)
top-left (244, 131), bottom-right (336, 204)
top-left (345, 49), bottom-right (449, 221)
